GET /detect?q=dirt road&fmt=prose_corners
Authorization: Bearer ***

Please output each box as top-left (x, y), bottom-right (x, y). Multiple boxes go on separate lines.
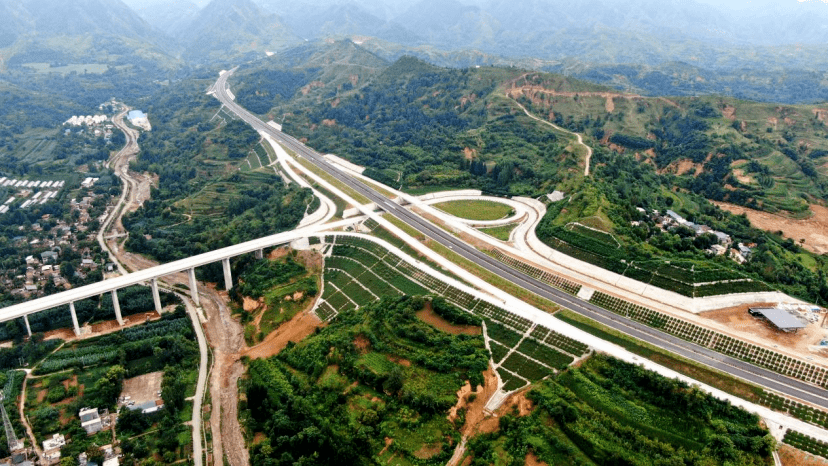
top-left (102, 105), bottom-right (249, 466)
top-left (509, 96), bottom-right (593, 177)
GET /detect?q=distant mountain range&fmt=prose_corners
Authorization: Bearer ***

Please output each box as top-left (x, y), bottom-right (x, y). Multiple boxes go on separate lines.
top-left (2, 0), bottom-right (828, 103)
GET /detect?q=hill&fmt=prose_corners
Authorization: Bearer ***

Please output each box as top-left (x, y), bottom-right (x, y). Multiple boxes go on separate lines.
top-left (130, 0), bottom-right (201, 37)
top-left (223, 47), bottom-right (827, 304)
top-left (176, 0), bottom-right (301, 63)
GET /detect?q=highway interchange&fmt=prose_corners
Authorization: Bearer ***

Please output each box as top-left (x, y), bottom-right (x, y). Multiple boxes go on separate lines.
top-left (211, 69), bottom-right (828, 411)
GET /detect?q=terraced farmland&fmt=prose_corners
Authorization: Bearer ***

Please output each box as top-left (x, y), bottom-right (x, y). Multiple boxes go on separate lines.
top-left (317, 235), bottom-right (591, 393)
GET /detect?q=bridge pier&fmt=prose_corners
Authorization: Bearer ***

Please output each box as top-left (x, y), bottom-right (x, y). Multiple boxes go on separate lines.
top-left (188, 268), bottom-right (200, 307)
top-left (111, 290), bottom-right (124, 326)
top-left (151, 278), bottom-right (162, 313)
top-left (255, 249), bottom-right (263, 259)
top-left (222, 258), bottom-right (233, 291)
top-left (69, 302), bottom-right (80, 336)
top-left (23, 315), bottom-right (31, 337)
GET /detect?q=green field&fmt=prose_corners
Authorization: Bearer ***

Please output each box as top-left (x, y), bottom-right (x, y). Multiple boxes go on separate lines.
top-left (477, 223), bottom-right (518, 241)
top-left (433, 200), bottom-right (515, 221)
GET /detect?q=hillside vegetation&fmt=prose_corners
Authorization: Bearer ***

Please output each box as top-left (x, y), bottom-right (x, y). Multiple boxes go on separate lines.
top-left (465, 354), bottom-right (775, 465)
top-left (228, 46), bottom-right (828, 303)
top-left (242, 295), bottom-right (488, 465)
top-left (122, 79), bottom-right (313, 282)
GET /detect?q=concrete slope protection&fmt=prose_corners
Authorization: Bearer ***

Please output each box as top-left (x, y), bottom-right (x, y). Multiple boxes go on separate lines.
top-left (211, 68), bottom-right (828, 411)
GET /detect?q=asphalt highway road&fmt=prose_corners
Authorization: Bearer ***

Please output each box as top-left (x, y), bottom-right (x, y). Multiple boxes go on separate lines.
top-left (212, 70), bottom-right (828, 410)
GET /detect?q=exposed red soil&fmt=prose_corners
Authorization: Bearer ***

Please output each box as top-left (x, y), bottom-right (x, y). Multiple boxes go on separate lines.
top-left (713, 202), bottom-right (828, 255)
top-left (416, 303), bottom-right (481, 336)
top-left (778, 444), bottom-right (828, 466)
top-left (460, 366), bottom-right (501, 436)
top-left (525, 451), bottom-right (548, 466)
top-left (242, 310), bottom-right (322, 360)
top-left (354, 334), bottom-right (371, 354)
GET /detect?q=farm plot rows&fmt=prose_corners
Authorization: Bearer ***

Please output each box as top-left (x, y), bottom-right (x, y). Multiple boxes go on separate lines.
top-left (490, 249), bottom-right (582, 295)
top-left (317, 235), bottom-right (590, 394)
top-left (783, 430), bottom-right (828, 460)
top-left (759, 391), bottom-right (828, 428)
top-left (590, 291), bottom-right (828, 389)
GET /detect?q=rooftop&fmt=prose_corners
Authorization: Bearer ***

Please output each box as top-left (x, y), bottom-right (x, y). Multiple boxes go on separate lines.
top-left (749, 307), bottom-right (807, 331)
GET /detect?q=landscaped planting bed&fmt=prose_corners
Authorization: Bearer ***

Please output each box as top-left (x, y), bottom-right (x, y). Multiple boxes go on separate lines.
top-left (489, 341), bottom-right (510, 364)
top-left (484, 321), bottom-right (524, 348)
top-left (759, 391), bottom-right (828, 428)
top-left (500, 352), bottom-right (553, 382)
top-left (320, 235), bottom-right (593, 390)
top-left (590, 290), bottom-right (828, 389)
top-left (783, 430), bottom-right (828, 459)
top-left (491, 249), bottom-right (582, 295)
top-left (516, 339), bottom-right (574, 370)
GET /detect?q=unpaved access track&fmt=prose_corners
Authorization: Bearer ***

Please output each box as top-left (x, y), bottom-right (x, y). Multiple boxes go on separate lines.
top-left (102, 106), bottom-right (249, 466)
top-left (508, 94), bottom-right (593, 177)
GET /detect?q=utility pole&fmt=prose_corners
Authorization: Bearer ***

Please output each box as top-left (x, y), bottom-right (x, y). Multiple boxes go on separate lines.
top-left (0, 390), bottom-right (23, 452)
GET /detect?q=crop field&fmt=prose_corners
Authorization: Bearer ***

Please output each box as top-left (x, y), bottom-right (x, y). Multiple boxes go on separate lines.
top-left (432, 200), bottom-right (515, 221)
top-left (0, 371), bottom-right (25, 457)
top-left (590, 291), bottom-right (828, 388)
top-left (318, 235), bottom-right (591, 392)
top-left (24, 309), bottom-right (199, 463)
top-left (240, 142), bottom-right (269, 172)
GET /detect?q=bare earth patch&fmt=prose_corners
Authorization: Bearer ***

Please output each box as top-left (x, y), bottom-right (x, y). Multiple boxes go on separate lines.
top-left (416, 303), bottom-right (481, 336)
top-left (461, 366), bottom-right (500, 437)
top-left (414, 444), bottom-right (443, 459)
top-left (386, 355), bottom-right (412, 367)
top-left (525, 451), bottom-right (548, 466)
top-left (243, 311), bottom-right (323, 360)
top-left (448, 381), bottom-right (473, 423)
top-left (722, 105), bottom-right (736, 120)
top-left (242, 297), bottom-right (260, 312)
top-left (701, 304), bottom-right (825, 356)
top-left (732, 168), bottom-right (753, 184)
top-left (267, 246), bottom-right (291, 261)
top-left (353, 334), bottom-right (371, 354)
top-left (378, 437), bottom-right (393, 457)
top-left (500, 389), bottom-right (534, 417)
top-left (120, 371), bottom-right (164, 406)
top-left (43, 312), bottom-right (161, 343)
top-left (713, 202), bottom-right (828, 255)
top-left (779, 444), bottom-right (828, 466)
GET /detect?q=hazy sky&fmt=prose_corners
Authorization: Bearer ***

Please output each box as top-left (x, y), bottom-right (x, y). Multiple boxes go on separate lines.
top-left (152, 0), bottom-right (828, 9)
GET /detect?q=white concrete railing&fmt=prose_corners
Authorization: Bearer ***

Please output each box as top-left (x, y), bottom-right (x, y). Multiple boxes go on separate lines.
top-left (0, 218), bottom-right (359, 336)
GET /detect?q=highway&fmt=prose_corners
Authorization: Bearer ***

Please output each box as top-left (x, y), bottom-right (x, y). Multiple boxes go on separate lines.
top-left (212, 69), bottom-right (828, 410)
